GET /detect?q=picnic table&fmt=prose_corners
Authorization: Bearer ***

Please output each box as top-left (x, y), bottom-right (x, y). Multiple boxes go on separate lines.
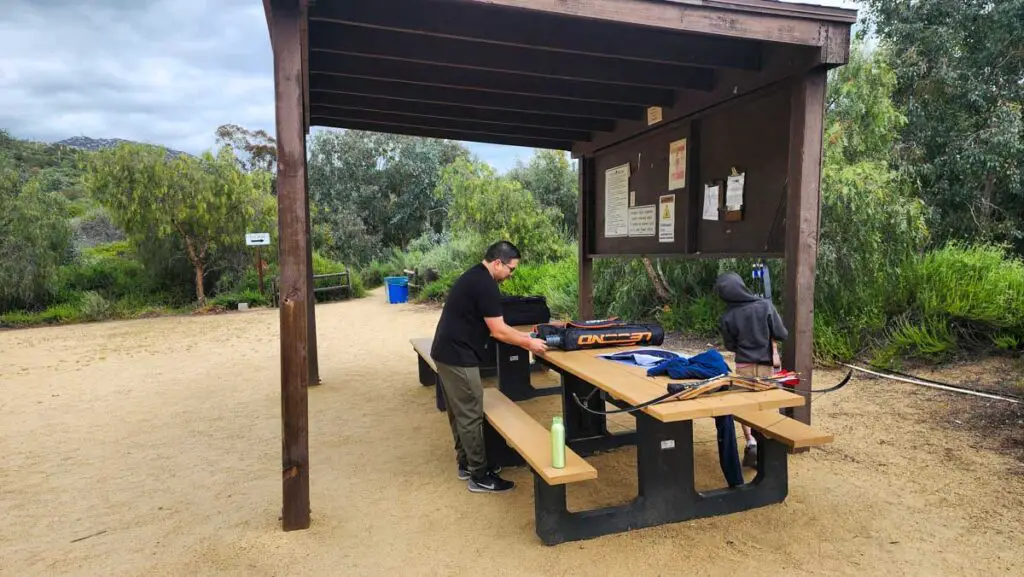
top-left (410, 329), bottom-right (833, 545)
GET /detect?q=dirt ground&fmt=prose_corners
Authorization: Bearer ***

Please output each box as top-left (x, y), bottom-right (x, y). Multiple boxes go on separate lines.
top-left (2, 288), bottom-right (1022, 576)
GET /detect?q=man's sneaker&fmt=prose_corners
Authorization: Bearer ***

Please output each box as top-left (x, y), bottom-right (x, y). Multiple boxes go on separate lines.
top-left (743, 445), bottom-right (758, 468)
top-left (457, 463), bottom-right (501, 481)
top-left (468, 472), bottom-right (515, 493)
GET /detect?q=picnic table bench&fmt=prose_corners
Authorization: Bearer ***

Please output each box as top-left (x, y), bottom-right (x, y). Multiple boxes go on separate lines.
top-left (271, 271), bottom-right (353, 307)
top-left (410, 332), bottom-right (833, 545)
top-left (409, 327), bottom-right (559, 411)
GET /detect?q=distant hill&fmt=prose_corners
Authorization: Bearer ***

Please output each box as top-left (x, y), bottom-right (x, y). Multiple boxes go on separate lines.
top-left (55, 136), bottom-right (189, 157)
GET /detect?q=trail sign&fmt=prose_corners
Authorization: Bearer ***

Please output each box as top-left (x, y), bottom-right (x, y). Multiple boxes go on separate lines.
top-left (246, 233), bottom-right (271, 246)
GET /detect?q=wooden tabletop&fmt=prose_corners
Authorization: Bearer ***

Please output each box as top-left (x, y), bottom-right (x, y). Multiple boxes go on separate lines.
top-left (537, 346), bottom-right (805, 423)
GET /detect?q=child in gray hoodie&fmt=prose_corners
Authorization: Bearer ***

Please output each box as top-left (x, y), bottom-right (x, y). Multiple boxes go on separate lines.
top-left (714, 271), bottom-right (789, 467)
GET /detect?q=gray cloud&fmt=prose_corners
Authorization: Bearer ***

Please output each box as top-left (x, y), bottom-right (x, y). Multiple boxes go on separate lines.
top-left (1, 0), bottom-right (274, 155)
top-left (0, 0), bottom-right (531, 170)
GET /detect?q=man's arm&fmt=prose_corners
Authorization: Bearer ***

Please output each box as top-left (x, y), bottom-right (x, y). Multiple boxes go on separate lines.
top-left (485, 316), bottom-right (548, 355)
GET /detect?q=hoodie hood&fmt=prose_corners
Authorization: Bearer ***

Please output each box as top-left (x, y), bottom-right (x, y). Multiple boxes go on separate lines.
top-left (714, 272), bottom-right (759, 306)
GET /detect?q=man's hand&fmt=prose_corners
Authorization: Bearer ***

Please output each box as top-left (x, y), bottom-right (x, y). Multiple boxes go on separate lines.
top-left (525, 337), bottom-right (548, 355)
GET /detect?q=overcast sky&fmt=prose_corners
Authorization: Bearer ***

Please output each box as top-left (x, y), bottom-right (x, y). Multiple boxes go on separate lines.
top-left (0, 0), bottom-right (861, 172)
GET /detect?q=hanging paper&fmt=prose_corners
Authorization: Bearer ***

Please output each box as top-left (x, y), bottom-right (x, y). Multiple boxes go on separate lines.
top-left (726, 173), bottom-right (745, 211)
top-left (647, 107), bottom-right (663, 126)
top-left (604, 164), bottom-right (630, 238)
top-left (628, 205), bottom-right (656, 237)
top-left (702, 184), bottom-right (720, 221)
top-left (659, 194), bottom-right (675, 243)
top-left (668, 138), bottom-right (687, 191)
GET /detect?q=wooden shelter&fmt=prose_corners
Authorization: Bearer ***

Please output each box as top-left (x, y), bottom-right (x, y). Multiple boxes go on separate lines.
top-left (262, 0), bottom-right (856, 531)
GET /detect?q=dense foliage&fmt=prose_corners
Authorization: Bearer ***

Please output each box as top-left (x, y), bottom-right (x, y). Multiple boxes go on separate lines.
top-left (864, 0), bottom-right (1024, 254)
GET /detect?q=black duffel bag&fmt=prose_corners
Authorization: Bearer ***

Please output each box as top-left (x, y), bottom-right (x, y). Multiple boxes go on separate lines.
top-left (501, 295), bottom-right (551, 326)
top-left (534, 318), bottom-right (665, 351)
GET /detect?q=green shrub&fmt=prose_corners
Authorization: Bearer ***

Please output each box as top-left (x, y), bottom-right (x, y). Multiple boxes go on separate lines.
top-left (1, 302), bottom-right (82, 327)
top-left (312, 251), bottom-right (347, 275)
top-left (876, 243), bottom-right (1024, 359)
top-left (419, 270), bottom-right (462, 302)
top-left (416, 232), bottom-right (488, 279)
top-left (813, 314), bottom-right (859, 366)
top-left (360, 260), bottom-right (390, 290)
top-left (60, 241), bottom-right (150, 302)
top-left (883, 315), bottom-right (958, 361)
top-left (79, 291), bottom-right (112, 322)
top-left (911, 243), bottom-right (1024, 331)
top-left (210, 288), bottom-right (271, 310)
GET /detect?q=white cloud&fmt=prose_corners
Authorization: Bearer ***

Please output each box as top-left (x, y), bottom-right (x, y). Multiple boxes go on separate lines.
top-left (0, 0), bottom-right (865, 172)
top-left (0, 0), bottom-right (275, 152)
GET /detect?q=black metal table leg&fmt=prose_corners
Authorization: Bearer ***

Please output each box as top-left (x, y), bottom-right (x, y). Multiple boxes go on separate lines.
top-left (417, 356), bottom-right (434, 386)
top-left (693, 429), bottom-right (788, 518)
top-left (483, 418), bottom-right (526, 469)
top-left (496, 341), bottom-right (534, 401)
top-left (530, 410), bottom-right (791, 545)
top-left (561, 371), bottom-right (608, 440)
top-left (496, 341), bottom-right (561, 401)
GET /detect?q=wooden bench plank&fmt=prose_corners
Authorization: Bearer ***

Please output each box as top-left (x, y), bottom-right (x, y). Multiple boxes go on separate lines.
top-left (409, 337), bottom-right (436, 372)
top-left (482, 388), bottom-right (597, 485)
top-left (733, 409), bottom-right (834, 448)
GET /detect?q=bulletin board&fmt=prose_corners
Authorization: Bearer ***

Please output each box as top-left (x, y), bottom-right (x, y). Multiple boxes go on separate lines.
top-left (588, 83), bottom-right (792, 259)
top-left (696, 85), bottom-right (791, 256)
top-left (591, 121), bottom-right (695, 256)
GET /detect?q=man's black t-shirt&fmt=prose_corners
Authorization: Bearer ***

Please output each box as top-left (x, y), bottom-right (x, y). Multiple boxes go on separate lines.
top-left (430, 263), bottom-right (503, 367)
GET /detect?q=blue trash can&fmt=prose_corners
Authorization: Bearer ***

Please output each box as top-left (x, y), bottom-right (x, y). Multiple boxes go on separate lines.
top-left (384, 276), bottom-right (409, 304)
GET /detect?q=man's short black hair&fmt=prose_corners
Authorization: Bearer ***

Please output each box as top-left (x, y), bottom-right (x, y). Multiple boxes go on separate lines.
top-left (484, 240), bottom-right (521, 264)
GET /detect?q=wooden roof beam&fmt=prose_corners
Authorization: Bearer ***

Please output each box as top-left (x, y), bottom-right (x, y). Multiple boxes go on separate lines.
top-left (307, 21), bottom-right (717, 90)
top-left (311, 95), bottom-right (616, 132)
top-left (307, 0), bottom-right (764, 71)
top-left (309, 75), bottom-right (646, 120)
top-left (573, 44), bottom-right (823, 156)
top-left (309, 117), bottom-right (574, 150)
top-left (457, 0), bottom-right (854, 64)
top-left (308, 52), bottom-right (676, 107)
top-left (310, 106), bottom-right (592, 142)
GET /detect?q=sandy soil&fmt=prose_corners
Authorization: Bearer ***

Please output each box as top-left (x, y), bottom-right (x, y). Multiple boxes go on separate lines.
top-left (2, 288), bottom-right (1022, 576)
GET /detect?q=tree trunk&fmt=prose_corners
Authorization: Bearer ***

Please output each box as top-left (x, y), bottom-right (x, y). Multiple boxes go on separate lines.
top-left (642, 257), bottom-right (672, 302)
top-left (180, 232), bottom-right (206, 306)
top-left (194, 261), bottom-right (206, 306)
top-left (980, 172), bottom-right (995, 236)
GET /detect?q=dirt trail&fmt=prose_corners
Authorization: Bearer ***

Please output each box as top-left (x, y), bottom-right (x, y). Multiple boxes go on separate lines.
top-left (2, 288), bottom-right (1022, 576)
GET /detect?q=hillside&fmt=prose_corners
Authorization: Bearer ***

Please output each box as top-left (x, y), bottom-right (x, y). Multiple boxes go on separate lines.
top-left (55, 136), bottom-right (188, 157)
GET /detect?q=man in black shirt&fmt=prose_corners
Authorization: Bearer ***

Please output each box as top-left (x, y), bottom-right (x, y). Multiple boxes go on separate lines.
top-left (431, 240), bottom-right (549, 493)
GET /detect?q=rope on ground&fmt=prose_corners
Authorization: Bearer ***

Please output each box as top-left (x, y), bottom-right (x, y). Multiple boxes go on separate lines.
top-left (841, 363), bottom-right (1022, 404)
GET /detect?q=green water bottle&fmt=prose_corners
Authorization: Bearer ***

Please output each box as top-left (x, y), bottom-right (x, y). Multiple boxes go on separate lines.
top-left (551, 416), bottom-right (565, 469)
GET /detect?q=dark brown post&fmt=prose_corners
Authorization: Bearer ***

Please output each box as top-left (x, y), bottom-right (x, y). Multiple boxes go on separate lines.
top-left (269, 0), bottom-right (311, 531)
top-left (783, 69), bottom-right (827, 426)
top-left (577, 156), bottom-right (594, 320)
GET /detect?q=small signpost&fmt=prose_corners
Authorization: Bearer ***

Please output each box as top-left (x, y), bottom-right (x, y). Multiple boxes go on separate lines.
top-left (246, 233), bottom-right (271, 295)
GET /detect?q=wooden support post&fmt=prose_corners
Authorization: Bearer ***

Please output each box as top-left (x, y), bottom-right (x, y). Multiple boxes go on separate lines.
top-left (783, 69), bottom-right (826, 427)
top-left (577, 156), bottom-right (594, 320)
top-left (270, 0), bottom-right (311, 531)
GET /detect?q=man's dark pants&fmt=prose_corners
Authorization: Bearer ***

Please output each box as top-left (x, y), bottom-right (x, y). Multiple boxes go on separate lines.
top-left (436, 362), bottom-right (488, 478)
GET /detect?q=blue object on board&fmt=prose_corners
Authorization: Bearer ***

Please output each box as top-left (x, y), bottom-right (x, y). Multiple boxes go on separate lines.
top-left (646, 348), bottom-right (730, 380)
